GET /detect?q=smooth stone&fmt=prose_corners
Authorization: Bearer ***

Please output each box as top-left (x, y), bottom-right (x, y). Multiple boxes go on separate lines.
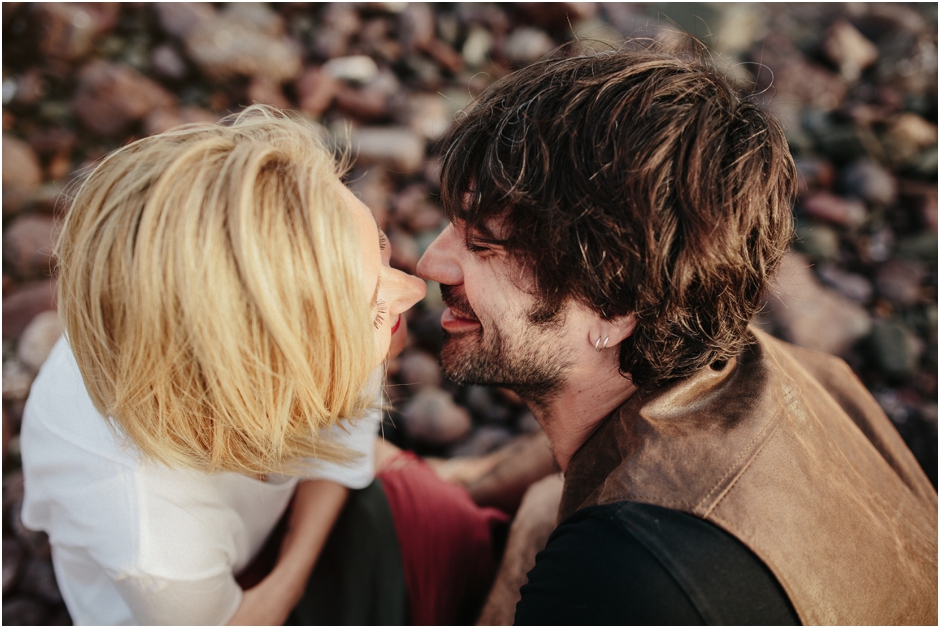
top-left (815, 264), bottom-right (874, 303)
top-left (502, 26), bottom-right (555, 65)
top-left (874, 258), bottom-right (926, 306)
top-left (822, 19), bottom-right (878, 81)
top-left (2, 279), bottom-right (57, 340)
top-left (867, 320), bottom-right (921, 378)
top-left (72, 61), bottom-right (177, 137)
top-left (2, 358), bottom-right (35, 402)
top-left (795, 223), bottom-right (840, 261)
top-left (349, 127), bottom-right (425, 173)
top-left (841, 160), bottom-right (897, 206)
top-left (396, 349), bottom-right (442, 389)
top-left (33, 2), bottom-right (118, 62)
top-left (150, 44), bottom-right (188, 80)
top-left (323, 55), bottom-right (379, 85)
top-left (2, 214), bottom-right (58, 278)
top-left (294, 67), bottom-right (339, 118)
top-left (17, 310), bottom-right (62, 372)
top-left (400, 387), bottom-right (472, 446)
top-left (2, 134), bottom-right (42, 189)
top-left (142, 105), bottom-right (217, 137)
top-left (155, 2), bottom-right (215, 40)
top-left (800, 192), bottom-right (867, 228)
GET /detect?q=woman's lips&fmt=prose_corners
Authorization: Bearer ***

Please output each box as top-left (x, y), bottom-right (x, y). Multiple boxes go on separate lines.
top-left (390, 314), bottom-right (402, 335)
top-left (441, 307), bottom-right (481, 332)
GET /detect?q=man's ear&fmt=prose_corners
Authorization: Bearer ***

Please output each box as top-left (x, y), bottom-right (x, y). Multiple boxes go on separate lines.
top-left (590, 312), bottom-right (636, 351)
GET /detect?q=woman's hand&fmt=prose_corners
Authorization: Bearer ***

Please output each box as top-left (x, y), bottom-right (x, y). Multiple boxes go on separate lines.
top-left (227, 480), bottom-right (349, 625)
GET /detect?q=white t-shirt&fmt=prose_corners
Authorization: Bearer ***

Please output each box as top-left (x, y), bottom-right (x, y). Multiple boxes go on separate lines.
top-left (21, 338), bottom-right (381, 626)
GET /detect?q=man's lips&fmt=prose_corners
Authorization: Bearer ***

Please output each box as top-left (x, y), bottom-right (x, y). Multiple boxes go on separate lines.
top-left (441, 307), bottom-right (481, 332)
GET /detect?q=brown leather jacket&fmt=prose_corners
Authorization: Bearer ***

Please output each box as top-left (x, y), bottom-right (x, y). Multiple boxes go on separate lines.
top-left (560, 327), bottom-right (937, 625)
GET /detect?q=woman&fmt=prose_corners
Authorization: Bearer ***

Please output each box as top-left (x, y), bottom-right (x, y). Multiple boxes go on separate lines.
top-left (20, 106), bottom-right (505, 625)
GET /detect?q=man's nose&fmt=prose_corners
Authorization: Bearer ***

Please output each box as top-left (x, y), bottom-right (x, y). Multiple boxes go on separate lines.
top-left (416, 223), bottom-right (463, 285)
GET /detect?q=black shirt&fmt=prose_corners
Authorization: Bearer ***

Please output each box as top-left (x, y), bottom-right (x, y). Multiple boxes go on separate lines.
top-left (515, 501), bottom-right (800, 625)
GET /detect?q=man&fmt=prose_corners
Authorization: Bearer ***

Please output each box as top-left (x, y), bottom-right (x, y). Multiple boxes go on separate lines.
top-left (416, 48), bottom-right (937, 624)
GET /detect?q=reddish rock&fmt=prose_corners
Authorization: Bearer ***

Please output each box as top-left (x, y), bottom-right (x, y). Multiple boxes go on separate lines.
top-left (794, 156), bottom-right (835, 195)
top-left (822, 19), bottom-right (878, 81)
top-left (33, 2), bottom-right (119, 62)
top-left (399, 3), bottom-right (435, 51)
top-left (27, 127), bottom-right (76, 159)
top-left (2, 214), bottom-right (58, 278)
top-left (426, 39), bottom-right (464, 74)
top-left (143, 105), bottom-right (217, 137)
top-left (800, 192), bottom-right (867, 228)
top-left (2, 279), bottom-right (57, 340)
top-left (764, 251), bottom-right (872, 356)
top-left (72, 61), bottom-right (177, 137)
top-left (295, 67), bottom-right (340, 118)
top-left (2, 134), bottom-right (43, 189)
top-left (246, 76), bottom-right (292, 110)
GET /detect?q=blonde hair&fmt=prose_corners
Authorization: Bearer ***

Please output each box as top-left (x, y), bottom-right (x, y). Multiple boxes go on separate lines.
top-left (56, 105), bottom-right (377, 475)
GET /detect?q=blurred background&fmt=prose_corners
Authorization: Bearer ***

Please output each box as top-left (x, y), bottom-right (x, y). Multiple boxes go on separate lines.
top-left (2, 3), bottom-right (936, 624)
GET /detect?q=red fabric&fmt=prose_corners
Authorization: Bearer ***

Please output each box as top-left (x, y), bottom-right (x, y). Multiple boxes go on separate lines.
top-left (378, 452), bottom-right (509, 626)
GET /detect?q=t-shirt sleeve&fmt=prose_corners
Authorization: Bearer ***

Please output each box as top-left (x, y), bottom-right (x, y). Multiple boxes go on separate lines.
top-left (111, 571), bottom-right (242, 626)
top-left (514, 502), bottom-right (799, 626)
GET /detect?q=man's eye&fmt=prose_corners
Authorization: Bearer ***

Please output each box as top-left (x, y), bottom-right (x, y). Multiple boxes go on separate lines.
top-left (466, 241), bottom-right (489, 254)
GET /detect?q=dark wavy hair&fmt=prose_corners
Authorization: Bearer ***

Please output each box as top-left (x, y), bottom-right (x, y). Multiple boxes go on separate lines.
top-left (438, 46), bottom-right (796, 390)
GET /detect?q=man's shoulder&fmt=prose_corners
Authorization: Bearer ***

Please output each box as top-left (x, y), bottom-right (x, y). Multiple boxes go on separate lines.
top-left (514, 501), bottom-right (799, 626)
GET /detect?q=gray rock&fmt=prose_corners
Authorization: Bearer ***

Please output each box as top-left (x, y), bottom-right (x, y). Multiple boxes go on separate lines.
top-left (815, 264), bottom-right (874, 303)
top-left (349, 127), bottom-right (425, 173)
top-left (150, 44), bottom-right (188, 80)
top-left (400, 387), bottom-right (472, 445)
top-left (867, 320), bottom-right (922, 378)
top-left (463, 386), bottom-right (512, 423)
top-left (875, 258), bottom-right (926, 306)
top-left (2, 214), bottom-right (58, 278)
top-left (396, 349), bottom-right (442, 388)
top-left (17, 310), bottom-right (62, 372)
top-left (502, 26), bottom-right (555, 65)
top-left (462, 26), bottom-right (494, 68)
top-left (795, 223), bottom-right (840, 261)
top-left (896, 233), bottom-right (937, 264)
top-left (394, 92), bottom-right (452, 141)
top-left (800, 192), bottom-right (867, 228)
top-left (155, 2), bottom-right (215, 40)
top-left (72, 61), bottom-right (177, 137)
top-left (449, 425), bottom-right (514, 457)
top-left (323, 55), bottom-right (379, 85)
top-left (764, 251), bottom-right (872, 356)
top-left (841, 160), bottom-right (897, 206)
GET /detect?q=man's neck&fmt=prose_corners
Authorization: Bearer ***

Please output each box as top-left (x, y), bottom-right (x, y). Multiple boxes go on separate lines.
top-left (523, 362), bottom-right (637, 472)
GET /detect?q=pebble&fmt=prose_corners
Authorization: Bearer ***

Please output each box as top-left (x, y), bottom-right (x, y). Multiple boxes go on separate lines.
top-left (246, 76), bottom-right (291, 110)
top-left (394, 92), bottom-right (452, 141)
top-left (155, 3), bottom-right (216, 40)
top-left (323, 56), bottom-right (379, 85)
top-left (449, 425), bottom-right (514, 457)
top-left (764, 251), bottom-right (872, 356)
top-left (800, 192), bottom-right (867, 228)
top-left (400, 387), bottom-right (472, 445)
top-left (822, 20), bottom-right (879, 81)
top-left (17, 311), bottom-right (62, 372)
top-left (387, 228), bottom-right (419, 274)
top-left (867, 320), bottom-right (921, 378)
top-left (462, 26), bottom-right (494, 68)
top-left (1, 279), bottom-right (57, 340)
top-left (795, 223), bottom-right (840, 261)
top-left (142, 105), bottom-right (217, 137)
top-left (2, 214), bottom-right (58, 278)
top-left (150, 44), bottom-right (188, 81)
top-left (502, 27), bottom-right (556, 65)
top-left (2, 134), bottom-right (42, 190)
top-left (396, 349), bottom-right (443, 389)
top-left (310, 4), bottom-right (361, 59)
top-left (294, 67), bottom-right (339, 118)
top-left (794, 156), bottom-right (835, 194)
top-left (882, 112), bottom-right (938, 168)
top-left (34, 3), bottom-right (118, 62)
top-left (462, 386), bottom-right (513, 423)
top-left (393, 184), bottom-right (443, 233)
top-left (184, 10), bottom-right (303, 83)
top-left (874, 258), bottom-right (926, 306)
top-left (72, 61), bottom-right (177, 137)
top-left (815, 264), bottom-right (874, 303)
top-left (3, 358), bottom-right (35, 402)
top-left (842, 159), bottom-right (898, 207)
top-left (399, 3), bottom-right (435, 51)
top-left (349, 126), bottom-right (426, 173)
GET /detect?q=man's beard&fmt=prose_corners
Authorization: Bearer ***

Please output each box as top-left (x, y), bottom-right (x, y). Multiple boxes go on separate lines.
top-left (439, 285), bottom-right (572, 405)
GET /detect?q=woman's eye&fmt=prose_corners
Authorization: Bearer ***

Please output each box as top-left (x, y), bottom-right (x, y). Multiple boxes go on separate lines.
top-left (373, 299), bottom-right (388, 329)
top-left (379, 232), bottom-right (389, 251)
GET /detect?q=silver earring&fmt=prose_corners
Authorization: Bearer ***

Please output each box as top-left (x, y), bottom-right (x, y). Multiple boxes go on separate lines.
top-left (594, 335), bottom-right (609, 352)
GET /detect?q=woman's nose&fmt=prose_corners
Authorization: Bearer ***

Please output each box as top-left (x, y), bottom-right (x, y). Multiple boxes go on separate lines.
top-left (391, 269), bottom-right (427, 313)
